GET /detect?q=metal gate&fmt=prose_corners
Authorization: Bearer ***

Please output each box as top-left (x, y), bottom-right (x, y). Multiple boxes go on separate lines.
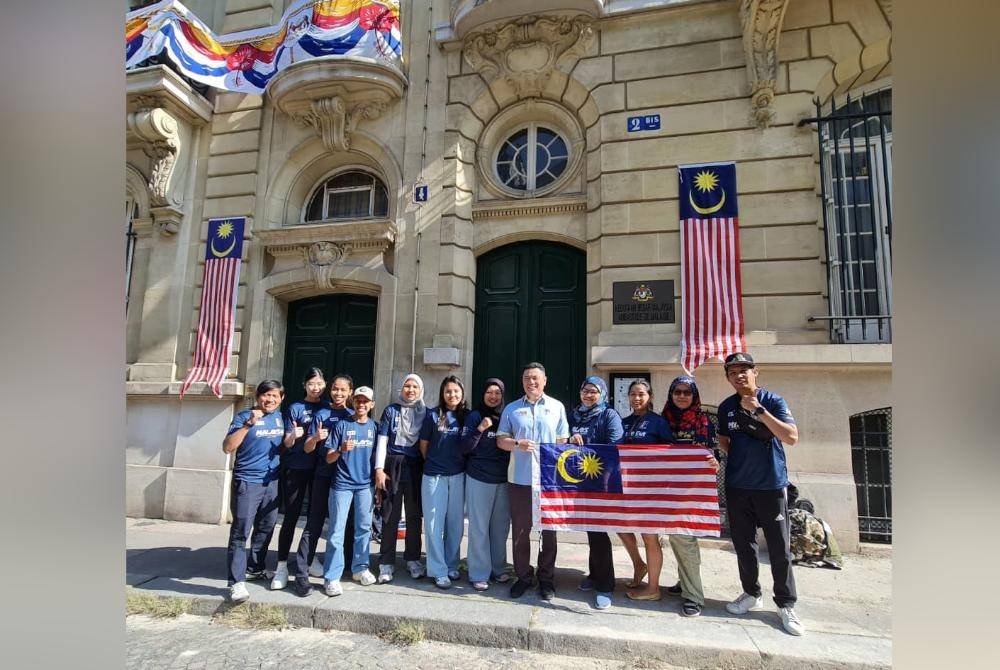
top-left (800, 89), bottom-right (893, 344)
top-left (850, 407), bottom-right (892, 543)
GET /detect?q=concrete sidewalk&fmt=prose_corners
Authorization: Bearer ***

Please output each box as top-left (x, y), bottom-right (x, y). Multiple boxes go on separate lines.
top-left (126, 518), bottom-right (891, 669)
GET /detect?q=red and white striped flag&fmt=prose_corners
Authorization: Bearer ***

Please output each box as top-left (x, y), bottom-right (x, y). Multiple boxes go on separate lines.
top-left (180, 217), bottom-right (245, 398)
top-left (539, 443), bottom-right (721, 536)
top-left (678, 162), bottom-right (746, 374)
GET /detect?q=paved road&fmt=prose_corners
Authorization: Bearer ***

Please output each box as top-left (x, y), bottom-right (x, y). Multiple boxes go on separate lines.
top-left (127, 614), bottom-right (685, 669)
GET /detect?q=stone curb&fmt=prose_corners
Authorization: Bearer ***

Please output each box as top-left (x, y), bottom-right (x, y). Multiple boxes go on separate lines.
top-left (128, 582), bottom-right (890, 670)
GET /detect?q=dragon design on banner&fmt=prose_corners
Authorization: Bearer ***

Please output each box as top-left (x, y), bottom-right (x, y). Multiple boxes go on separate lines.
top-left (126, 0), bottom-right (402, 94)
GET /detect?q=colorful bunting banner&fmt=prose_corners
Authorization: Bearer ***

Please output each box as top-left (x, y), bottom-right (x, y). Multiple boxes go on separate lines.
top-left (126, 0), bottom-right (402, 94)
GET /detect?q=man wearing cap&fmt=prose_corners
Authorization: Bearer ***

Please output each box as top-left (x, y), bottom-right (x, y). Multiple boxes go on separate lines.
top-left (717, 352), bottom-right (804, 636)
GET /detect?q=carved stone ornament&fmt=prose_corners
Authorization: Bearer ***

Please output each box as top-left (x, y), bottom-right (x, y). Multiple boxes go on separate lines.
top-left (307, 241), bottom-right (346, 288)
top-left (740, 0), bottom-right (791, 128)
top-left (126, 106), bottom-right (184, 235)
top-left (463, 14), bottom-right (595, 98)
top-left (290, 93), bottom-right (389, 152)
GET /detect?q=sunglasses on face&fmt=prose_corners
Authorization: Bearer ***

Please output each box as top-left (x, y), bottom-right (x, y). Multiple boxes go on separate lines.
top-left (672, 389), bottom-right (693, 396)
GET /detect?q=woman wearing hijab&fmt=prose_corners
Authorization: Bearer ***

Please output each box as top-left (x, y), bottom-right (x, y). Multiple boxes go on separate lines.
top-left (660, 375), bottom-right (720, 617)
top-left (462, 378), bottom-right (511, 591)
top-left (568, 376), bottom-right (624, 610)
top-left (374, 374), bottom-right (427, 582)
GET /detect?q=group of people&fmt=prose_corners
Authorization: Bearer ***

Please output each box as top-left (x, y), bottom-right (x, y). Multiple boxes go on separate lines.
top-left (223, 353), bottom-right (806, 636)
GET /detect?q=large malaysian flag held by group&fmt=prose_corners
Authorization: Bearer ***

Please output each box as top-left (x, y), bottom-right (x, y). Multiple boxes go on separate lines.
top-left (179, 217), bottom-right (245, 398)
top-left (678, 161), bottom-right (747, 374)
top-left (538, 442), bottom-right (721, 537)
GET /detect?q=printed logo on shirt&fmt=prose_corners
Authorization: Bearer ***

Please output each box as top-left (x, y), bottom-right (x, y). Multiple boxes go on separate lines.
top-left (254, 428), bottom-right (284, 438)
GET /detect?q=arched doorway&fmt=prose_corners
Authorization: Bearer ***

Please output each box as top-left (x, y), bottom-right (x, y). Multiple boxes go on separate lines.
top-left (472, 241), bottom-right (585, 407)
top-left (282, 294), bottom-right (378, 403)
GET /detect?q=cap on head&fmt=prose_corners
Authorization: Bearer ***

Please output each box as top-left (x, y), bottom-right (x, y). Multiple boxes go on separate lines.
top-left (724, 352), bottom-right (755, 371)
top-left (354, 386), bottom-right (375, 401)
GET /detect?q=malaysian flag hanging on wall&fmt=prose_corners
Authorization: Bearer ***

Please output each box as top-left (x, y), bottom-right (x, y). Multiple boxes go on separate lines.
top-left (537, 443), bottom-right (721, 536)
top-left (180, 217), bottom-right (245, 398)
top-left (678, 161), bottom-right (746, 374)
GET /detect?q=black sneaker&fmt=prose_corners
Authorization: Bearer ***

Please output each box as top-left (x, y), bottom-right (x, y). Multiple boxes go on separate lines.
top-left (510, 579), bottom-right (531, 599)
top-left (292, 577), bottom-right (312, 598)
top-left (538, 581), bottom-right (556, 601)
top-left (681, 599), bottom-right (702, 617)
top-left (245, 569), bottom-right (267, 581)
top-left (666, 582), bottom-right (682, 596)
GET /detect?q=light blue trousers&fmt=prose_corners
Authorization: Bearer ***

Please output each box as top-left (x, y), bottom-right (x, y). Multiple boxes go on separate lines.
top-left (322, 486), bottom-right (373, 581)
top-left (464, 475), bottom-right (511, 582)
top-left (421, 473), bottom-right (465, 579)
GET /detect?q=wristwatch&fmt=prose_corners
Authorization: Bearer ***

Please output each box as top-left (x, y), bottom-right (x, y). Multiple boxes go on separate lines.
top-left (753, 406), bottom-right (765, 416)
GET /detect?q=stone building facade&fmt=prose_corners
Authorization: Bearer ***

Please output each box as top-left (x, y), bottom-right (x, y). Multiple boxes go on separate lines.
top-left (125, 0), bottom-right (893, 552)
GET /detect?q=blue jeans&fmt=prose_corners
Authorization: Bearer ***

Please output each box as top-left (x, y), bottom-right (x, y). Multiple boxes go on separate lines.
top-left (226, 478), bottom-right (279, 585)
top-left (322, 486), bottom-right (374, 581)
top-left (465, 476), bottom-right (510, 582)
top-left (421, 473), bottom-right (465, 579)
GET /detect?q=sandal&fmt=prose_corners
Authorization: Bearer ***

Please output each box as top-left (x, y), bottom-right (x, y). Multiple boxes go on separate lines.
top-left (626, 589), bottom-right (662, 601)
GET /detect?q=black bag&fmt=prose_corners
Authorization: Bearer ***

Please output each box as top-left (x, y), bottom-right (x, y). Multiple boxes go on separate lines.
top-left (734, 405), bottom-right (775, 442)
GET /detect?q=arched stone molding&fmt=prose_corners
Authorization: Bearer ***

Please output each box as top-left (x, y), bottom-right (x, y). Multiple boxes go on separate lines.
top-left (473, 229), bottom-right (586, 258)
top-left (244, 264), bottom-right (398, 405)
top-left (126, 163), bottom-right (152, 223)
top-left (262, 132), bottom-right (403, 230)
top-left (814, 36), bottom-right (892, 106)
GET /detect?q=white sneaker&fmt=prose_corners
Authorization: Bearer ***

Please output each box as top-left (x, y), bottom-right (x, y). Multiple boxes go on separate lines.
top-left (726, 592), bottom-right (763, 615)
top-left (434, 576), bottom-right (452, 589)
top-left (779, 606), bottom-right (805, 636)
top-left (353, 570), bottom-right (377, 586)
top-left (309, 557), bottom-right (324, 578)
top-left (378, 564), bottom-right (395, 584)
top-left (324, 580), bottom-right (343, 597)
top-left (406, 560), bottom-right (425, 579)
top-left (270, 562), bottom-right (288, 590)
top-left (229, 582), bottom-right (249, 603)
top-left (447, 569), bottom-right (460, 581)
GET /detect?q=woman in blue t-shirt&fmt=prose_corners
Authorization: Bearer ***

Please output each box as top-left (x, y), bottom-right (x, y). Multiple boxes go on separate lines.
top-left (290, 374), bottom-right (354, 597)
top-left (374, 373), bottom-right (427, 583)
top-left (569, 376), bottom-right (624, 610)
top-left (461, 377), bottom-right (510, 591)
top-left (271, 367), bottom-right (327, 592)
top-left (222, 380), bottom-right (286, 604)
top-left (320, 386), bottom-right (379, 596)
top-left (619, 380), bottom-right (674, 602)
top-left (419, 375), bottom-right (469, 588)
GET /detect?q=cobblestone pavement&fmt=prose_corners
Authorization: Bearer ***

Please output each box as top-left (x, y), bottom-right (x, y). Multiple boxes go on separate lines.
top-left (127, 614), bottom-right (686, 670)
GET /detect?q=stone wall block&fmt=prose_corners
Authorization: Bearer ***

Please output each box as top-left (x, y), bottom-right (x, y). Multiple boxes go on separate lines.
top-left (832, 0), bottom-right (892, 44)
top-left (741, 259), bottom-right (824, 295)
top-left (207, 152), bottom-right (259, 177)
top-left (215, 92), bottom-right (263, 114)
top-left (206, 173), bottom-right (258, 198)
top-left (782, 0), bottom-right (832, 30)
top-left (203, 195), bottom-right (256, 219)
top-left (127, 398), bottom-right (181, 466)
top-left (613, 38), bottom-right (743, 81)
top-left (599, 203), bottom-right (630, 235)
top-left (211, 109), bottom-right (262, 135)
top-left (600, 6), bottom-right (740, 54)
top-left (210, 130), bottom-right (262, 155)
top-left (762, 223), bottom-right (821, 259)
top-left (778, 28), bottom-right (810, 61)
top-left (628, 201), bottom-right (677, 234)
top-left (126, 465), bottom-right (167, 518)
top-left (572, 56), bottom-right (613, 90)
top-left (163, 468), bottom-right (228, 524)
top-left (808, 24), bottom-right (863, 64)
top-left (601, 232), bottom-right (659, 266)
top-left (740, 191), bottom-right (818, 227)
top-left (173, 400), bottom-right (238, 470)
top-left (764, 294), bottom-right (828, 329)
top-left (590, 83), bottom-right (625, 115)
top-left (627, 68), bottom-right (748, 109)
top-left (221, 7), bottom-right (274, 33)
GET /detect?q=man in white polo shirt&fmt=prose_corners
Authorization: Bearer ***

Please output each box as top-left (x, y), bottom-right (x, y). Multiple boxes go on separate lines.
top-left (496, 362), bottom-right (569, 600)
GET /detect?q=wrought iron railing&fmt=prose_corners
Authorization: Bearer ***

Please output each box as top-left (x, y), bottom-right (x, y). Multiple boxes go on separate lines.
top-left (850, 407), bottom-right (892, 543)
top-left (800, 90), bottom-right (893, 344)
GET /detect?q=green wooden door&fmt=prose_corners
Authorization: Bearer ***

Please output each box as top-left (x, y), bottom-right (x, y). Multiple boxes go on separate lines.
top-left (473, 241), bottom-right (585, 408)
top-left (282, 294), bottom-right (377, 404)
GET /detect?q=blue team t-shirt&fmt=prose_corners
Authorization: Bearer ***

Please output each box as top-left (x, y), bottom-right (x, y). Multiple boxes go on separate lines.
top-left (310, 406), bottom-right (354, 478)
top-left (621, 411), bottom-right (674, 444)
top-left (378, 404), bottom-right (421, 459)
top-left (325, 418), bottom-right (378, 491)
top-left (227, 409), bottom-right (285, 484)
top-left (420, 408), bottom-right (466, 477)
top-left (462, 410), bottom-right (511, 484)
top-left (568, 406), bottom-right (624, 445)
top-left (282, 400), bottom-right (326, 471)
top-left (718, 388), bottom-right (795, 490)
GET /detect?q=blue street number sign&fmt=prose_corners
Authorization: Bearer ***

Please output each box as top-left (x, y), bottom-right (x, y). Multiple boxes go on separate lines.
top-left (414, 184), bottom-right (429, 202)
top-left (627, 114), bottom-right (661, 132)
